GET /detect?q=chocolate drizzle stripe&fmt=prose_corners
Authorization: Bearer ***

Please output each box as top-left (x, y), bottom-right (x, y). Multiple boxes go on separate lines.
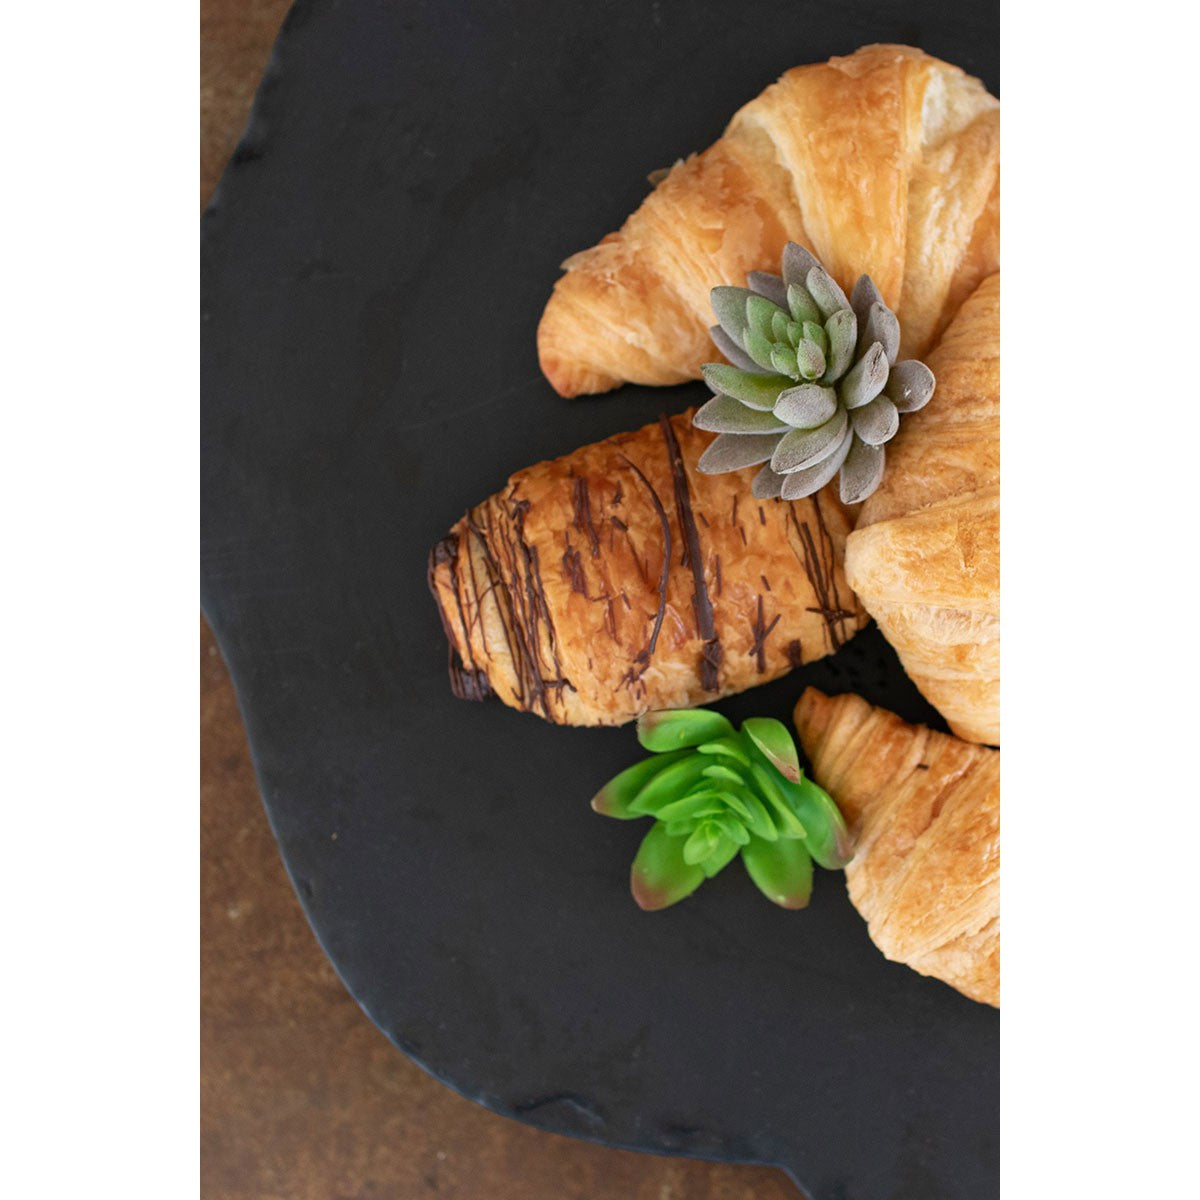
top-left (466, 513), bottom-right (521, 684)
top-left (750, 594), bottom-right (782, 674)
top-left (507, 491), bottom-right (574, 713)
top-left (786, 497), bottom-right (851, 652)
top-left (462, 521), bottom-right (489, 653)
top-left (657, 414), bottom-right (722, 692)
top-left (811, 496), bottom-right (854, 644)
top-left (616, 452), bottom-right (671, 685)
top-left (427, 532), bottom-right (492, 702)
top-left (562, 540), bottom-right (587, 596)
top-left (572, 476), bottom-right (601, 557)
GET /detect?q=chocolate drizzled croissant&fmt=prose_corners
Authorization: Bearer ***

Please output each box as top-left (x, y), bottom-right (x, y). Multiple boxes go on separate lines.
top-left (428, 412), bottom-right (867, 725)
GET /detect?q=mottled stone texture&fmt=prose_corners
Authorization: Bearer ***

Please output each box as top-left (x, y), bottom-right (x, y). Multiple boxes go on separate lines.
top-left (200, 5), bottom-right (801, 1193)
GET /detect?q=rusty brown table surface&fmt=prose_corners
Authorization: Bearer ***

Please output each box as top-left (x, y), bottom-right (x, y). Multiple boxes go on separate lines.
top-left (200, 4), bottom-right (800, 1197)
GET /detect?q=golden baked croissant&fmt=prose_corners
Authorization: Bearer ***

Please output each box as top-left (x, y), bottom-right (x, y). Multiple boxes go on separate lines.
top-left (793, 688), bottom-right (998, 1006)
top-left (428, 412), bottom-right (867, 725)
top-left (538, 44), bottom-right (999, 397)
top-left (845, 272), bottom-right (999, 744)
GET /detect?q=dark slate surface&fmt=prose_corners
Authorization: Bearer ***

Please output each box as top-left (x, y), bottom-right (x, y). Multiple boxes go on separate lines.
top-left (201, 3), bottom-right (999, 1195)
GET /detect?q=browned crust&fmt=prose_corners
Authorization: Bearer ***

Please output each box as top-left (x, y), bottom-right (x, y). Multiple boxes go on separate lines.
top-left (537, 45), bottom-right (999, 397)
top-left (428, 412), bottom-right (868, 725)
top-left (846, 272), bottom-right (1000, 745)
top-left (794, 688), bottom-right (999, 1007)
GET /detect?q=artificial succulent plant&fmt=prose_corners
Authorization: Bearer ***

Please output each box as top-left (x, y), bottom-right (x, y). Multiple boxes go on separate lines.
top-left (694, 242), bottom-right (936, 504)
top-left (592, 708), bottom-right (852, 910)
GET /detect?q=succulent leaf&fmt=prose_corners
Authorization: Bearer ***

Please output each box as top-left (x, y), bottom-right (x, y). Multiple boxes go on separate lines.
top-left (701, 787), bottom-right (752, 824)
top-left (805, 266), bottom-right (850, 319)
top-left (774, 384), bottom-right (837, 430)
top-left (770, 309), bottom-right (791, 344)
top-left (665, 817), bottom-right (703, 837)
top-left (780, 777), bottom-right (853, 870)
top-left (744, 328), bottom-right (779, 372)
top-left (862, 301), bottom-right (900, 365)
top-left (628, 755), bottom-right (716, 815)
top-left (700, 363), bottom-right (789, 411)
top-left (770, 408), bottom-right (848, 475)
top-left (821, 309), bottom-right (858, 384)
top-left (717, 819), bottom-right (751, 850)
top-left (654, 791), bottom-right (728, 824)
top-left (591, 750), bottom-right (689, 818)
top-left (770, 344), bottom-right (800, 380)
top-left (710, 286), bottom-right (754, 346)
top-left (747, 761), bottom-right (807, 839)
top-left (694, 394), bottom-right (790, 435)
top-left (631, 824), bottom-right (706, 910)
top-left (786, 282), bottom-right (821, 325)
top-left (782, 243), bottom-right (821, 290)
top-left (838, 437), bottom-right (885, 506)
top-left (746, 270), bottom-right (789, 310)
top-left (746, 293), bottom-right (788, 340)
top-left (742, 835), bottom-right (814, 909)
top-left (702, 835), bottom-right (741, 877)
top-left (885, 360), bottom-right (936, 412)
top-left (779, 429), bottom-right (853, 501)
top-left (849, 395), bottom-right (900, 446)
top-left (801, 321), bottom-right (829, 357)
top-left (751, 464), bottom-right (785, 499)
top-left (695, 244), bottom-right (933, 506)
top-left (697, 431), bottom-right (782, 474)
top-left (701, 762), bottom-right (749, 788)
top-left (683, 821), bottom-right (725, 866)
top-left (736, 789), bottom-right (779, 842)
top-left (840, 342), bottom-right (889, 409)
top-left (695, 736), bottom-right (752, 766)
top-left (709, 324), bottom-right (761, 373)
top-left (638, 708), bottom-right (735, 751)
top-left (594, 704), bottom-right (852, 910)
top-left (850, 274), bottom-right (884, 327)
top-left (792, 339), bottom-right (825, 381)
top-left (740, 717), bottom-right (802, 782)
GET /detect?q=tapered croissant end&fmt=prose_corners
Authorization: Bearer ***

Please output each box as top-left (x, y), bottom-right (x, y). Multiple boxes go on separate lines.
top-left (537, 261), bottom-right (707, 397)
top-left (536, 308), bottom-right (621, 398)
top-left (794, 688), bottom-right (999, 1007)
top-left (537, 44), bottom-right (998, 398)
top-left (427, 533), bottom-right (496, 703)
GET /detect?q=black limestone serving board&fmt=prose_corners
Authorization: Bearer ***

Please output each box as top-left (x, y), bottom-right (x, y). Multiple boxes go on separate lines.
top-left (201, 3), bottom-right (999, 1196)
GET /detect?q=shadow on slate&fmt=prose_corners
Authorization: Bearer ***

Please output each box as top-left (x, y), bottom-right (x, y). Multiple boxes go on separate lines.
top-left (201, 2), bottom-right (999, 1197)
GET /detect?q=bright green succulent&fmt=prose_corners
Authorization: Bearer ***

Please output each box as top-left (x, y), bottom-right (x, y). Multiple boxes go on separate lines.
top-left (592, 708), bottom-right (852, 911)
top-left (694, 242), bottom-right (935, 504)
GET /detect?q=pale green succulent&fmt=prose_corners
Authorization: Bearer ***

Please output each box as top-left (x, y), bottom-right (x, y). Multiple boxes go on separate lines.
top-left (694, 242), bottom-right (935, 504)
